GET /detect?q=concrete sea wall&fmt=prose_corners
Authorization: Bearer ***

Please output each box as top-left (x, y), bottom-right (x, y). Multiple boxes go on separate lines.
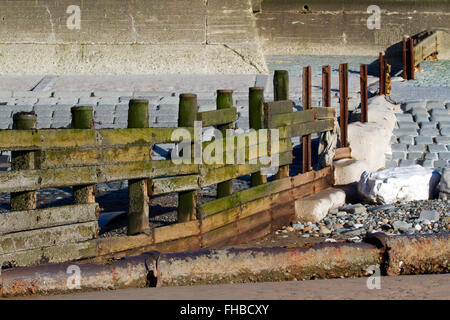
top-left (0, 0), bottom-right (448, 74)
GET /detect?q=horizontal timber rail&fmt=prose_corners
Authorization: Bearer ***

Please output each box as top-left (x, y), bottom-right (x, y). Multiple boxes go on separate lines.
top-left (403, 30), bottom-right (439, 80)
top-left (0, 67), bottom-right (352, 269)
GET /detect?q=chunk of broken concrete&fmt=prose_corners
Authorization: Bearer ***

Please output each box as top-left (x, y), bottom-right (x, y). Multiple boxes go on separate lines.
top-left (294, 187), bottom-right (346, 223)
top-left (357, 165), bottom-right (441, 204)
top-left (439, 166), bottom-right (450, 200)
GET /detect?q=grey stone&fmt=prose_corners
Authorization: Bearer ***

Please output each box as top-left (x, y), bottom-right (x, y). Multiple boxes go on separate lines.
top-left (57, 97), bottom-right (79, 105)
top-left (385, 160), bottom-right (398, 168)
top-left (391, 144), bottom-right (407, 151)
top-left (54, 91), bottom-right (93, 98)
top-left (15, 98), bottom-right (37, 105)
top-left (430, 108), bottom-right (448, 117)
top-left (419, 122), bottom-right (437, 129)
top-left (338, 204), bottom-right (366, 214)
top-left (94, 91), bottom-right (133, 97)
top-left (414, 114), bottom-right (429, 122)
top-left (398, 122), bottom-right (418, 129)
top-left (414, 136), bottom-right (433, 144)
top-left (434, 160), bottom-right (449, 168)
top-left (0, 91), bottom-right (12, 98)
top-left (391, 136), bottom-right (399, 144)
top-left (426, 101), bottom-right (445, 110)
top-left (399, 159), bottom-right (416, 166)
top-left (407, 152), bottom-right (423, 160)
top-left (419, 210), bottom-right (440, 222)
top-left (398, 136), bottom-right (412, 144)
top-left (392, 152), bottom-right (405, 160)
top-left (434, 136), bottom-right (450, 144)
top-left (420, 160), bottom-right (434, 168)
top-left (419, 128), bottom-right (439, 136)
top-left (392, 221), bottom-right (412, 232)
top-left (368, 204), bottom-right (396, 212)
top-left (438, 122), bottom-right (450, 129)
top-left (438, 152), bottom-right (450, 160)
top-left (424, 153), bottom-right (438, 160)
top-left (431, 115), bottom-right (450, 123)
top-left (395, 113), bottom-right (413, 121)
top-left (428, 145), bottom-right (447, 152)
top-left (393, 128), bottom-right (418, 137)
top-left (408, 144), bottom-right (425, 152)
top-left (411, 107), bottom-right (428, 115)
top-left (441, 128), bottom-right (450, 136)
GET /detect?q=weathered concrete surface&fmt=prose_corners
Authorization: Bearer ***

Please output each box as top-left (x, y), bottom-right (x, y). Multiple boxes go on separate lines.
top-left (255, 0), bottom-right (450, 58)
top-left (26, 273), bottom-right (450, 300)
top-left (294, 187), bottom-right (346, 223)
top-left (0, 0), bottom-right (267, 74)
top-left (1, 0), bottom-right (449, 74)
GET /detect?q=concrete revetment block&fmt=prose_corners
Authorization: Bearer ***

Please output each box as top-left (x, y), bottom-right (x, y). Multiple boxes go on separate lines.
top-left (294, 188), bottom-right (346, 223)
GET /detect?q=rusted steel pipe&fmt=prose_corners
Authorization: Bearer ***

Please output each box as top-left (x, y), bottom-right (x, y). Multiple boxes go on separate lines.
top-left (150, 243), bottom-right (382, 287)
top-left (364, 232), bottom-right (450, 276)
top-left (0, 253), bottom-right (153, 297)
top-left (360, 64), bottom-right (368, 123)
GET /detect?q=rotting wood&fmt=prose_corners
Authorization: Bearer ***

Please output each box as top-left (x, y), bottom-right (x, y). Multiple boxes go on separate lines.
top-left (0, 221), bottom-right (98, 255)
top-left (334, 147), bottom-right (352, 160)
top-left (322, 65), bottom-right (331, 108)
top-left (0, 203), bottom-right (99, 235)
top-left (249, 87), bottom-right (267, 187)
top-left (150, 175), bottom-right (199, 196)
top-left (216, 90), bottom-right (234, 198)
top-left (268, 109), bottom-right (314, 129)
top-left (312, 107), bottom-right (335, 119)
top-left (153, 220), bottom-right (200, 244)
top-left (72, 106), bottom-right (96, 205)
top-left (10, 112), bottom-right (37, 211)
top-left (197, 108), bottom-right (237, 127)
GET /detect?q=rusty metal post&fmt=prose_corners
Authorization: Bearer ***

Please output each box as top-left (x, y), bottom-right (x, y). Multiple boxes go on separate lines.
top-left (402, 37), bottom-right (408, 79)
top-left (127, 99), bottom-right (151, 235)
top-left (10, 112), bottom-right (38, 211)
top-left (273, 70), bottom-right (290, 179)
top-left (216, 90), bottom-right (234, 198)
top-left (302, 66), bottom-right (312, 173)
top-left (339, 63), bottom-right (349, 148)
top-left (322, 65), bottom-right (331, 108)
top-left (409, 37), bottom-right (415, 80)
top-left (249, 87), bottom-right (267, 186)
top-left (379, 52), bottom-right (385, 95)
top-left (71, 106), bottom-right (96, 204)
top-left (360, 65), bottom-right (368, 123)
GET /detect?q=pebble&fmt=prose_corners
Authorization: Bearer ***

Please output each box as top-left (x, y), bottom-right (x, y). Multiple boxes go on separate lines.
top-left (419, 210), bottom-right (440, 222)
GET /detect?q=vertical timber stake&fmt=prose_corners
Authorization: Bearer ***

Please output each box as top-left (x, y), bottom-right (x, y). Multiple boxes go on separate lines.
top-left (302, 66), bottom-right (312, 173)
top-left (409, 37), bottom-right (415, 80)
top-left (273, 70), bottom-right (290, 178)
top-left (360, 65), bottom-right (368, 123)
top-left (71, 106), bottom-right (96, 204)
top-left (339, 63), bottom-right (349, 148)
top-left (177, 94), bottom-right (198, 222)
top-left (402, 37), bottom-right (408, 80)
top-left (127, 99), bottom-right (150, 235)
top-left (216, 90), bottom-right (234, 198)
top-left (322, 65), bottom-right (331, 108)
top-left (249, 87), bottom-right (267, 186)
top-left (11, 112), bottom-right (37, 211)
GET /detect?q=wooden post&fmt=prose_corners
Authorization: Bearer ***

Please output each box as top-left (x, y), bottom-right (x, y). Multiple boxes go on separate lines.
top-left (177, 94), bottom-right (198, 222)
top-left (127, 99), bottom-right (150, 235)
top-left (249, 87), bottom-right (267, 187)
top-left (302, 66), bottom-right (312, 173)
top-left (216, 89), bottom-right (233, 198)
top-left (273, 70), bottom-right (290, 179)
top-left (71, 106), bottom-right (96, 204)
top-left (339, 63), bottom-right (349, 148)
top-left (360, 65), bottom-right (368, 123)
top-left (379, 52), bottom-right (385, 96)
top-left (274, 70), bottom-right (289, 101)
top-left (322, 65), bottom-right (331, 108)
top-left (10, 112), bottom-right (37, 211)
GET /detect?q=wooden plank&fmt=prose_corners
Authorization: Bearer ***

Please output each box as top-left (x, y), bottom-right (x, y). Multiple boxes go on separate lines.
top-left (334, 147), bottom-right (352, 160)
top-left (197, 108), bottom-right (237, 127)
top-left (0, 221), bottom-right (98, 255)
top-left (0, 161), bottom-right (199, 193)
top-left (312, 107), bottom-right (336, 119)
top-left (0, 128), bottom-right (191, 151)
top-left (0, 203), bottom-right (99, 235)
top-left (0, 240), bottom-right (98, 267)
top-left (39, 145), bottom-right (152, 169)
top-left (96, 234), bottom-right (153, 257)
top-left (264, 100), bottom-right (294, 116)
top-left (150, 175), bottom-right (199, 195)
top-left (200, 152), bottom-right (292, 187)
top-left (278, 119), bottom-right (334, 139)
top-left (153, 220), bottom-right (200, 244)
top-left (269, 110), bottom-right (314, 128)
top-left (198, 176), bottom-right (291, 217)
